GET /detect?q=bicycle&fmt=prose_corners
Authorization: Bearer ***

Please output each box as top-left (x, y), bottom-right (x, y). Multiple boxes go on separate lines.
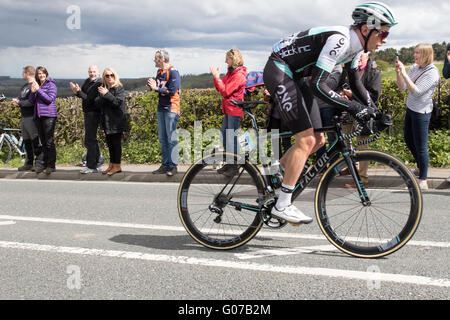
top-left (0, 122), bottom-right (26, 163)
top-left (177, 100), bottom-right (423, 259)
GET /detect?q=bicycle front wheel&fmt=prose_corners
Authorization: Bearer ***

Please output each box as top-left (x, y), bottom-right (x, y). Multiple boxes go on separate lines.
top-left (315, 150), bottom-right (422, 258)
top-left (178, 152), bottom-right (266, 250)
top-left (0, 138), bottom-right (12, 163)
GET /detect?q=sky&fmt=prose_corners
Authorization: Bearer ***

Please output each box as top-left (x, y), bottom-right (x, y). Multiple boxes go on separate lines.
top-left (0, 0), bottom-right (449, 79)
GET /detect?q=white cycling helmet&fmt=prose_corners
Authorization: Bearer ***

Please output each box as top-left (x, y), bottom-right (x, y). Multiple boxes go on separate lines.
top-left (352, 2), bottom-right (398, 28)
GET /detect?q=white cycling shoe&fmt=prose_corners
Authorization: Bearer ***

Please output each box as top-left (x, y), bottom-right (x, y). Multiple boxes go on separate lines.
top-left (271, 205), bottom-right (313, 224)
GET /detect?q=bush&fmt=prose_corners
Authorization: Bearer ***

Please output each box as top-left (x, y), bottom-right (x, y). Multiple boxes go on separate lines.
top-left (0, 81), bottom-right (449, 166)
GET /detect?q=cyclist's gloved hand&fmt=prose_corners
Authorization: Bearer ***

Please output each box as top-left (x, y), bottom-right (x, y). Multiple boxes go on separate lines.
top-left (348, 101), bottom-right (377, 123)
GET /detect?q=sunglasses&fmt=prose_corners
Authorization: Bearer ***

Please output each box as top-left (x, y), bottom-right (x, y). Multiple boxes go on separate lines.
top-left (105, 74), bottom-right (115, 78)
top-left (376, 29), bottom-right (389, 40)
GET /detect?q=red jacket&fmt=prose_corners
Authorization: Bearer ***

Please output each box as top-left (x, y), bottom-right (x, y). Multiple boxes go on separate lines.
top-left (214, 66), bottom-right (248, 118)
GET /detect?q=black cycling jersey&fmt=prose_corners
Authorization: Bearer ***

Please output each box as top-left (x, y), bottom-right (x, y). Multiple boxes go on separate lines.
top-left (264, 26), bottom-right (376, 133)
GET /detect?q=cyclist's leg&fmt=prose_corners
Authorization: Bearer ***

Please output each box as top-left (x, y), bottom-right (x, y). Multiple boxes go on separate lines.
top-left (263, 59), bottom-right (315, 223)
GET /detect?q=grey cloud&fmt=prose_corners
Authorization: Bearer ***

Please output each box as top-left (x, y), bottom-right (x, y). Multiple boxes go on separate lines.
top-left (1, 0), bottom-right (449, 51)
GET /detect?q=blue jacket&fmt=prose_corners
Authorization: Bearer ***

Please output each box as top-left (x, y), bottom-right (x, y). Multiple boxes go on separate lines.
top-left (155, 64), bottom-right (181, 114)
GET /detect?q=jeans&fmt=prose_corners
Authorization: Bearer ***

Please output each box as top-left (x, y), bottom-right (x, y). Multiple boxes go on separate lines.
top-left (35, 116), bottom-right (57, 169)
top-left (404, 108), bottom-right (431, 180)
top-left (221, 114), bottom-right (242, 155)
top-left (84, 112), bottom-right (101, 169)
top-left (157, 111), bottom-right (179, 168)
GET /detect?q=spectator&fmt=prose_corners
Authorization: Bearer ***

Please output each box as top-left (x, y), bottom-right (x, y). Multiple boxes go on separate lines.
top-left (95, 68), bottom-right (127, 176)
top-left (343, 52), bottom-right (382, 187)
top-left (147, 50), bottom-right (181, 177)
top-left (28, 66), bottom-right (57, 174)
top-left (443, 43), bottom-right (450, 79)
top-left (70, 64), bottom-right (103, 174)
top-left (443, 43), bottom-right (450, 183)
top-left (11, 66), bottom-right (40, 171)
top-left (209, 48), bottom-right (248, 177)
top-left (316, 64), bottom-right (345, 162)
top-left (396, 43), bottom-right (440, 190)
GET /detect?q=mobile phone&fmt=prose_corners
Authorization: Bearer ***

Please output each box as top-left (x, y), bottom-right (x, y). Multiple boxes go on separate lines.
top-left (342, 83), bottom-right (350, 90)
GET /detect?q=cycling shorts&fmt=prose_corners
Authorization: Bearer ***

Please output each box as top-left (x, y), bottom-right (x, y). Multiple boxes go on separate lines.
top-left (263, 58), bottom-right (322, 134)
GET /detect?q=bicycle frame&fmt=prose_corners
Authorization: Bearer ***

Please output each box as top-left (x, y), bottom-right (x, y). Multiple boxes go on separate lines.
top-left (227, 109), bottom-right (370, 214)
top-left (0, 131), bottom-right (26, 157)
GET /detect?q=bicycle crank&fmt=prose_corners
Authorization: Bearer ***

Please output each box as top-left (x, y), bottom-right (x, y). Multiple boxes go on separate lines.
top-left (260, 198), bottom-right (287, 229)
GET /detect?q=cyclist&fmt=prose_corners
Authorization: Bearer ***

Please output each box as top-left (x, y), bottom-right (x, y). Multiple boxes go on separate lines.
top-left (263, 2), bottom-right (397, 224)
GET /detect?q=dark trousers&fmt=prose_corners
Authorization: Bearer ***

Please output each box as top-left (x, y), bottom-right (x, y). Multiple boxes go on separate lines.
top-left (84, 112), bottom-right (101, 169)
top-left (404, 108), bottom-right (431, 180)
top-left (21, 116), bottom-right (40, 166)
top-left (35, 116), bottom-right (57, 169)
top-left (317, 107), bottom-right (339, 161)
top-left (105, 132), bottom-right (122, 164)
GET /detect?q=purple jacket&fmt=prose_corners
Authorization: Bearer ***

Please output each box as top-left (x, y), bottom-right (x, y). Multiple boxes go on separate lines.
top-left (29, 78), bottom-right (58, 118)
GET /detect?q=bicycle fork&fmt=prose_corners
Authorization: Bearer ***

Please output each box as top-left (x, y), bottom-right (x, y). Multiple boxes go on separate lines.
top-left (342, 152), bottom-right (371, 206)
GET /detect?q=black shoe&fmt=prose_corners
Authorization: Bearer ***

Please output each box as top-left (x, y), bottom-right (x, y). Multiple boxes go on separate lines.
top-left (152, 166), bottom-right (169, 174)
top-left (34, 166), bottom-right (46, 174)
top-left (166, 167), bottom-right (178, 176)
top-left (223, 165), bottom-right (240, 177)
top-left (18, 164), bottom-right (33, 172)
top-left (44, 167), bottom-right (56, 174)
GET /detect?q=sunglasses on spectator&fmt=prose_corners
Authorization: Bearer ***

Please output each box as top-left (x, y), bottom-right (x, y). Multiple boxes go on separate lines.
top-left (105, 74), bottom-right (115, 78)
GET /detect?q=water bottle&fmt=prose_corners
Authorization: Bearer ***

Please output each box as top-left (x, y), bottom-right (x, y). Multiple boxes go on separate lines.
top-left (18, 136), bottom-right (23, 147)
top-left (269, 160), bottom-right (283, 189)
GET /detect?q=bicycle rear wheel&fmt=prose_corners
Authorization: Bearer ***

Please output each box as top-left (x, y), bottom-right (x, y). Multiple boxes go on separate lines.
top-left (178, 152), bottom-right (266, 250)
top-left (315, 150), bottom-right (422, 258)
top-left (0, 138), bottom-right (12, 163)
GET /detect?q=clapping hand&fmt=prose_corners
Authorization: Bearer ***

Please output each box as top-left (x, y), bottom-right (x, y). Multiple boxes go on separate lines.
top-left (69, 82), bottom-right (81, 94)
top-left (98, 86), bottom-right (109, 96)
top-left (12, 98), bottom-right (19, 107)
top-left (209, 66), bottom-right (220, 79)
top-left (30, 81), bottom-right (40, 93)
top-left (147, 78), bottom-right (156, 91)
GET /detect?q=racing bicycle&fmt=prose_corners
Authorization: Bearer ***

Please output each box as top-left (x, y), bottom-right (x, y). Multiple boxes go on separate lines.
top-left (0, 122), bottom-right (26, 163)
top-left (177, 101), bottom-right (422, 259)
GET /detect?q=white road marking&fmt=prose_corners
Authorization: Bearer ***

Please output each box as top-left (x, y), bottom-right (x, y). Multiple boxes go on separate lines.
top-left (0, 240), bottom-right (449, 288)
top-left (0, 214), bottom-right (449, 249)
top-left (235, 245), bottom-right (338, 260)
top-left (0, 220), bottom-right (16, 226)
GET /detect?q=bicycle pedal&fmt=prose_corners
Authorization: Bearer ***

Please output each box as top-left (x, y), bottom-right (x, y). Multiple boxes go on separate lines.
top-left (288, 222), bottom-right (301, 227)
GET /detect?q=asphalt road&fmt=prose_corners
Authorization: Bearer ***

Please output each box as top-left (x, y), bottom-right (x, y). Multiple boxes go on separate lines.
top-left (0, 179), bottom-right (449, 302)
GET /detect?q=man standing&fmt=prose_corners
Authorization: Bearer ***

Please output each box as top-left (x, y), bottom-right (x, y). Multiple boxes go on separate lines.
top-left (147, 50), bottom-right (181, 177)
top-left (70, 65), bottom-right (103, 173)
top-left (12, 66), bottom-right (40, 171)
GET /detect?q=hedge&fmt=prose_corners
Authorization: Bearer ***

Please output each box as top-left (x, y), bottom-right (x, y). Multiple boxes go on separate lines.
top-left (0, 79), bottom-right (449, 166)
